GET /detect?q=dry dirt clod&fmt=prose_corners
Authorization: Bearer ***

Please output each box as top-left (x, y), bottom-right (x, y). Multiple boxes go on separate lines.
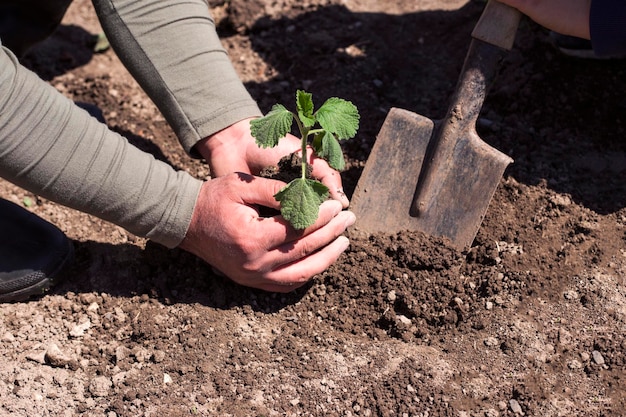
top-left (509, 399), bottom-right (523, 415)
top-left (44, 343), bottom-right (79, 370)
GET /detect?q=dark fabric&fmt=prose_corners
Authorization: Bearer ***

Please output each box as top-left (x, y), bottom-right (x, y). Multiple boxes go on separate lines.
top-left (590, 0), bottom-right (626, 56)
top-left (0, 0), bottom-right (73, 57)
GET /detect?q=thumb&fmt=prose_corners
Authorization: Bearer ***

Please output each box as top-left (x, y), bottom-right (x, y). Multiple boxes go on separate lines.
top-left (237, 173), bottom-right (286, 210)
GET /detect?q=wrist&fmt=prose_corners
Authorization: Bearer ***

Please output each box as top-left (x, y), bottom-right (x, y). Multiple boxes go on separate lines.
top-left (195, 118), bottom-right (257, 161)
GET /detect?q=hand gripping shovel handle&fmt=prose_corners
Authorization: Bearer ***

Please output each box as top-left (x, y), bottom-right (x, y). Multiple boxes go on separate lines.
top-left (411, 1), bottom-right (521, 217)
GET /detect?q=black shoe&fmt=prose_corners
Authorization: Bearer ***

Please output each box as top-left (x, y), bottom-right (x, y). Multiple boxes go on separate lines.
top-left (0, 199), bottom-right (73, 302)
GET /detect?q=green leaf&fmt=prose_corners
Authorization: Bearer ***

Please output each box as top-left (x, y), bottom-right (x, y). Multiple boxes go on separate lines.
top-left (312, 131), bottom-right (324, 152)
top-left (92, 32), bottom-right (110, 53)
top-left (250, 104), bottom-right (293, 148)
top-left (315, 97), bottom-right (360, 140)
top-left (296, 90), bottom-right (315, 128)
top-left (313, 131), bottom-right (345, 171)
top-left (274, 178), bottom-right (329, 229)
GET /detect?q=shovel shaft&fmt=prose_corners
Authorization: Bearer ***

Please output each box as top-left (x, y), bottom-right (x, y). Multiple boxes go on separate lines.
top-left (412, 39), bottom-right (505, 216)
top-left (442, 40), bottom-right (504, 133)
top-left (411, 3), bottom-right (519, 217)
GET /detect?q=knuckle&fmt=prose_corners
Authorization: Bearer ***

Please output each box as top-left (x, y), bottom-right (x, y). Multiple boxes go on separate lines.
top-left (295, 241), bottom-right (313, 259)
top-left (241, 258), bottom-right (265, 274)
top-left (236, 238), bottom-right (258, 254)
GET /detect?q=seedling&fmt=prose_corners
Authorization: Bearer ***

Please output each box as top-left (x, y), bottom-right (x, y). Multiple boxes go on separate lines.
top-left (250, 90), bottom-right (359, 229)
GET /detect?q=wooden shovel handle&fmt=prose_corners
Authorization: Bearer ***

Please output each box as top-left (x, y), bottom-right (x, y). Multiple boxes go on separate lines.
top-left (471, 0), bottom-right (522, 51)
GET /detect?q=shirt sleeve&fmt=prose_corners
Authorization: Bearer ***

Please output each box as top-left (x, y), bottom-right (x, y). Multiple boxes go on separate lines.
top-left (0, 45), bottom-right (202, 248)
top-left (590, 0), bottom-right (626, 57)
top-left (91, 0), bottom-right (263, 157)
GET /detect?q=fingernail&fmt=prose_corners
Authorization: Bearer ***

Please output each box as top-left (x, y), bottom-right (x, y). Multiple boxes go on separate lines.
top-left (343, 211), bottom-right (356, 228)
top-left (338, 236), bottom-right (350, 251)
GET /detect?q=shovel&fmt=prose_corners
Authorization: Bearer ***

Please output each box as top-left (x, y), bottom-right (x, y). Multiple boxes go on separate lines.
top-left (349, 0), bottom-right (521, 250)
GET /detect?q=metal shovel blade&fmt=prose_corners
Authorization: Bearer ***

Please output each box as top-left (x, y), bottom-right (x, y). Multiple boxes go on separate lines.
top-left (349, 108), bottom-right (436, 235)
top-left (349, 1), bottom-right (520, 250)
top-left (349, 107), bottom-right (511, 249)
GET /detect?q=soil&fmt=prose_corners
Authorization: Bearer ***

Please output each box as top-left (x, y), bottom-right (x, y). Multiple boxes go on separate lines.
top-left (1, 0), bottom-right (625, 416)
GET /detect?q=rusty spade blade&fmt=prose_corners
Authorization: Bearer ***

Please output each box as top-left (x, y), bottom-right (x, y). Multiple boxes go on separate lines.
top-left (349, 1), bottom-right (521, 250)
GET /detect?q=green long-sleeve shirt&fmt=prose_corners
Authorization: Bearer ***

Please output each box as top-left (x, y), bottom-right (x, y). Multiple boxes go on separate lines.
top-left (0, 0), bottom-right (262, 247)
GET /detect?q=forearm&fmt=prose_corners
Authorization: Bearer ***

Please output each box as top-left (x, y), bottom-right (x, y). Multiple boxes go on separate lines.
top-left (590, 0), bottom-right (626, 56)
top-left (497, 0), bottom-right (591, 39)
top-left (91, 0), bottom-right (262, 157)
top-left (0, 46), bottom-right (201, 248)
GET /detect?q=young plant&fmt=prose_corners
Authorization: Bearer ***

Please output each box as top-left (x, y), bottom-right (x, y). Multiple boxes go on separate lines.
top-left (250, 90), bottom-right (360, 229)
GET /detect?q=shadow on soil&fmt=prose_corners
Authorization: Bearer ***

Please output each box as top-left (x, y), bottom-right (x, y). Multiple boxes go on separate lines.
top-left (51, 240), bottom-right (309, 311)
top-left (21, 24), bottom-right (97, 80)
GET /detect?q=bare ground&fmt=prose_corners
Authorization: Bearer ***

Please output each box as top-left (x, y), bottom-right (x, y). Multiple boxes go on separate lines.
top-left (1, 0), bottom-right (625, 416)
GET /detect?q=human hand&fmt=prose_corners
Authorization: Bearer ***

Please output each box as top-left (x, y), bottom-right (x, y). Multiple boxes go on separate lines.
top-left (497, 0), bottom-right (591, 39)
top-left (195, 118), bottom-right (350, 208)
top-left (178, 173), bottom-right (355, 292)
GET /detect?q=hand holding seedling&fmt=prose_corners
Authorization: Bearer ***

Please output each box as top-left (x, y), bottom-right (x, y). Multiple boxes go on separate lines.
top-left (250, 90), bottom-right (360, 229)
top-left (178, 173), bottom-right (356, 292)
top-left (196, 118), bottom-right (349, 208)
top-left (183, 95), bottom-right (358, 291)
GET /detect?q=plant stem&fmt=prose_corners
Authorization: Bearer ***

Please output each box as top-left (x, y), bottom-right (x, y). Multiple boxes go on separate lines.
top-left (294, 115), bottom-right (309, 180)
top-left (301, 134), bottom-right (308, 179)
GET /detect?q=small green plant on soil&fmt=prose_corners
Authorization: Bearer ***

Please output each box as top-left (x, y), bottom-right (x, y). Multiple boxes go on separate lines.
top-left (251, 90), bottom-right (359, 229)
